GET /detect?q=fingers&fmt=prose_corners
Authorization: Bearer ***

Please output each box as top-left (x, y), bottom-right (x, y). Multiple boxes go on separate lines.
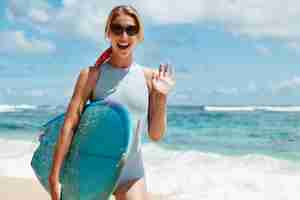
top-left (152, 69), bottom-right (158, 81)
top-left (158, 64), bottom-right (163, 77)
top-left (159, 63), bottom-right (175, 80)
top-left (159, 63), bottom-right (168, 77)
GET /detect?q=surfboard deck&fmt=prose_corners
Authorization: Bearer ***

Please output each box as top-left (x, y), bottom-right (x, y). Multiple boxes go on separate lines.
top-left (31, 100), bottom-right (134, 200)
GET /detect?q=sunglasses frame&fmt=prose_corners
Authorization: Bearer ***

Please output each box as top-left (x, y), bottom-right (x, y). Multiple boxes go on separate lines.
top-left (110, 23), bottom-right (139, 36)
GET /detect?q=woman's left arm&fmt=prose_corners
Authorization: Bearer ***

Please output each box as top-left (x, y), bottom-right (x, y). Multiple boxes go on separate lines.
top-left (144, 64), bottom-right (175, 141)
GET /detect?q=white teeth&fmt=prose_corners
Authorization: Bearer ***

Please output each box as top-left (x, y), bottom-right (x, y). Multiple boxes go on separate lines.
top-left (117, 43), bottom-right (130, 49)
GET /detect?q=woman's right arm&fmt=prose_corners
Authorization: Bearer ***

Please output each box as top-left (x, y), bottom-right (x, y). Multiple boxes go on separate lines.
top-left (48, 68), bottom-right (92, 200)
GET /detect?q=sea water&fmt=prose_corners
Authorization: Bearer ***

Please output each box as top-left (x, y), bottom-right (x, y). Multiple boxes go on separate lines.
top-left (1, 104), bottom-right (300, 199)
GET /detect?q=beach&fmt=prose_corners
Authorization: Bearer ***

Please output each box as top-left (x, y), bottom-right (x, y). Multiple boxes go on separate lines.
top-left (0, 176), bottom-right (51, 200)
top-left (1, 105), bottom-right (300, 199)
top-left (2, 0), bottom-right (300, 198)
top-left (0, 139), bottom-right (165, 200)
top-left (1, 139), bottom-right (300, 200)
top-left (0, 176), bottom-right (167, 200)
top-left (0, 177), bottom-right (168, 200)
top-left (0, 139), bottom-right (52, 200)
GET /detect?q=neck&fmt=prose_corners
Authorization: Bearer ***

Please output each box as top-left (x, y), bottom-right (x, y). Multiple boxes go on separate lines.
top-left (108, 53), bottom-right (133, 68)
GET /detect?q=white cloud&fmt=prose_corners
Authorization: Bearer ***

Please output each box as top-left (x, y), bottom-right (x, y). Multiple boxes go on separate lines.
top-left (0, 31), bottom-right (56, 54)
top-left (255, 45), bottom-right (272, 56)
top-left (288, 42), bottom-right (300, 49)
top-left (287, 42), bottom-right (300, 53)
top-left (136, 0), bottom-right (300, 42)
top-left (29, 8), bottom-right (50, 24)
top-left (53, 2), bottom-right (108, 40)
top-left (6, 0), bottom-right (52, 25)
top-left (7, 0), bottom-right (115, 41)
top-left (272, 76), bottom-right (300, 93)
top-left (6, 0), bottom-right (300, 44)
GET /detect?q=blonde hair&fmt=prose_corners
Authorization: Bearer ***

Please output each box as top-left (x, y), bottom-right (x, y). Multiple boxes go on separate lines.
top-left (104, 5), bottom-right (144, 42)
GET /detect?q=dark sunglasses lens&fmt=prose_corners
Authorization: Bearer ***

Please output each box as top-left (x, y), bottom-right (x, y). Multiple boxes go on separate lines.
top-left (126, 25), bottom-right (139, 36)
top-left (111, 24), bottom-right (139, 36)
top-left (111, 24), bottom-right (123, 35)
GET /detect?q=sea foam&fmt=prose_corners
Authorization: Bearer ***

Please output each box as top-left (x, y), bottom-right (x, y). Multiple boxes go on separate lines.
top-left (1, 139), bottom-right (299, 199)
top-left (0, 104), bottom-right (37, 113)
top-left (204, 106), bottom-right (300, 112)
top-left (143, 143), bottom-right (300, 200)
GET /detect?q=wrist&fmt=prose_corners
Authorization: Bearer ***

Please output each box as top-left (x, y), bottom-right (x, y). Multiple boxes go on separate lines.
top-left (154, 90), bottom-right (166, 96)
top-left (154, 91), bottom-right (167, 104)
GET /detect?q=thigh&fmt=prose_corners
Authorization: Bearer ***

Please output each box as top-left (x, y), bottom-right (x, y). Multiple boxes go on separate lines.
top-left (114, 178), bottom-right (150, 200)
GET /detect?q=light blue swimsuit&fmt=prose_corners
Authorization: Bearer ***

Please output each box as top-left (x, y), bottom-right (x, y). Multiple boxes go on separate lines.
top-left (91, 61), bottom-right (149, 188)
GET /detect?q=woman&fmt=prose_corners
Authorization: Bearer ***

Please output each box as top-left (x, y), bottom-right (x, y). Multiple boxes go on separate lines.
top-left (48, 5), bottom-right (175, 200)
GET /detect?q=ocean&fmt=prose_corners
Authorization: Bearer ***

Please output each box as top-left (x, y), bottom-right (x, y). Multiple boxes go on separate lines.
top-left (1, 104), bottom-right (300, 199)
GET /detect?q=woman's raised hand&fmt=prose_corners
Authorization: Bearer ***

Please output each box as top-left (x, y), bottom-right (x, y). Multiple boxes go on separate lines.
top-left (152, 63), bottom-right (176, 95)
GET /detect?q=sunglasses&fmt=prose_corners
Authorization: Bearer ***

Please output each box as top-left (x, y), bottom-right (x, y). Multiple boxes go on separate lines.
top-left (110, 23), bottom-right (139, 36)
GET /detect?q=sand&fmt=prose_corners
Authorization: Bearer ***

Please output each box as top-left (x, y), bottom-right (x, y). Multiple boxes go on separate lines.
top-left (0, 176), bottom-right (50, 200)
top-left (0, 176), bottom-right (166, 200)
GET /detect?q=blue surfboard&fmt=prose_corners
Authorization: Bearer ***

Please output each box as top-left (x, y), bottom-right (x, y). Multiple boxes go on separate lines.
top-left (31, 100), bottom-right (134, 200)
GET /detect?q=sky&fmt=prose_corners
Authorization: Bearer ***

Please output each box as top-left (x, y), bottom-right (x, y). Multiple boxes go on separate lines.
top-left (0, 0), bottom-right (300, 106)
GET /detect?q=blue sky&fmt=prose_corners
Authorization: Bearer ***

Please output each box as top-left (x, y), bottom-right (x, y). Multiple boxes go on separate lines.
top-left (0, 0), bottom-right (300, 106)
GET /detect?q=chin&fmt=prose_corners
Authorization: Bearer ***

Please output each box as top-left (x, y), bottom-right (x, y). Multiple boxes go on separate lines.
top-left (117, 50), bottom-right (132, 58)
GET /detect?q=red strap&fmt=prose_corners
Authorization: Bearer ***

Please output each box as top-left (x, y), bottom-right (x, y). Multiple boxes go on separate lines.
top-left (94, 47), bottom-right (112, 67)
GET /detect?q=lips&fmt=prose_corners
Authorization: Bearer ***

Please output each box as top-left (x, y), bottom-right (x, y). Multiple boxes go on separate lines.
top-left (117, 43), bottom-right (130, 50)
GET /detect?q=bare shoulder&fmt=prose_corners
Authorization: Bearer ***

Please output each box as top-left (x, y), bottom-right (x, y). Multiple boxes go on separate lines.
top-left (71, 66), bottom-right (97, 101)
top-left (75, 67), bottom-right (90, 88)
top-left (78, 67), bottom-right (89, 79)
top-left (79, 65), bottom-right (97, 77)
top-left (77, 66), bottom-right (98, 85)
top-left (63, 67), bottom-right (91, 122)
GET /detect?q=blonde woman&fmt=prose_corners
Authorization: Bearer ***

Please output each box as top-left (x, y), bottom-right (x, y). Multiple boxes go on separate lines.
top-left (48, 5), bottom-right (175, 200)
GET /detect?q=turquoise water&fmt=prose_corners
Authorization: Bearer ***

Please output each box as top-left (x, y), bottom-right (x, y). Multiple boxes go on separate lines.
top-left (1, 104), bottom-right (300, 161)
top-left (164, 106), bottom-right (300, 161)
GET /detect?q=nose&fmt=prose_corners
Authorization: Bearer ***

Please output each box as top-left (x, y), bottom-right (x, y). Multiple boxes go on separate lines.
top-left (120, 31), bottom-right (129, 39)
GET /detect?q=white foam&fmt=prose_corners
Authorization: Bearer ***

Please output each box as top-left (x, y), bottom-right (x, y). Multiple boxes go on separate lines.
top-left (256, 106), bottom-right (300, 112)
top-left (0, 138), bottom-right (39, 179)
top-left (0, 104), bottom-right (37, 112)
top-left (0, 105), bottom-right (17, 112)
top-left (205, 106), bottom-right (256, 112)
top-left (204, 106), bottom-right (300, 112)
top-left (142, 143), bottom-right (300, 200)
top-left (17, 104), bottom-right (37, 110)
top-left (1, 139), bottom-right (300, 199)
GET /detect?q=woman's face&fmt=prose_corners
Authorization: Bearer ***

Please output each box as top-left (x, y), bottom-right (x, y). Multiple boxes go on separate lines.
top-left (108, 13), bottom-right (139, 59)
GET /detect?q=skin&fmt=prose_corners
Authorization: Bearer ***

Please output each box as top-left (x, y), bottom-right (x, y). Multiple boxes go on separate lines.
top-left (48, 12), bottom-right (175, 200)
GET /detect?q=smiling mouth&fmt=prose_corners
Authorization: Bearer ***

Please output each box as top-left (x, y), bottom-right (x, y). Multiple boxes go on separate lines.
top-left (117, 43), bottom-right (130, 50)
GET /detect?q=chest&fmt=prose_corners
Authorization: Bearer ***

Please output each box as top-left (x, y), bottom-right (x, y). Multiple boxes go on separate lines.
top-left (93, 65), bottom-right (149, 118)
